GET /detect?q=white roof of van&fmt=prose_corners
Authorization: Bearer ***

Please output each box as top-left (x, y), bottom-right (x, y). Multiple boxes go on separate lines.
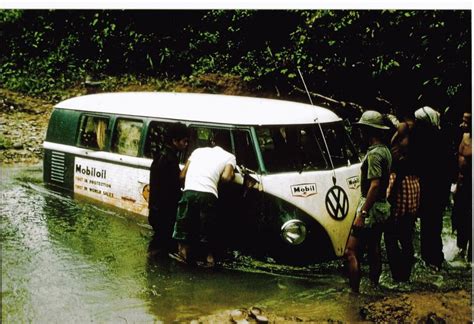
top-left (55, 92), bottom-right (341, 125)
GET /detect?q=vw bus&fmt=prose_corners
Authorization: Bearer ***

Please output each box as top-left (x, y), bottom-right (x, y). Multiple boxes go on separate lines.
top-left (43, 92), bottom-right (361, 264)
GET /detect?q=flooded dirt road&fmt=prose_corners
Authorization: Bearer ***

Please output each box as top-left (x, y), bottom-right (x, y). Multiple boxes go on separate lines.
top-left (1, 165), bottom-right (472, 322)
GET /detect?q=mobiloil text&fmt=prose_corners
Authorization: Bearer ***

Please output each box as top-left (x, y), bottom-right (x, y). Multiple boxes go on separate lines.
top-left (75, 164), bottom-right (107, 179)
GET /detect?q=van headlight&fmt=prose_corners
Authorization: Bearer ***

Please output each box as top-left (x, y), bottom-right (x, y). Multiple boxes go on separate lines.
top-left (281, 220), bottom-right (307, 245)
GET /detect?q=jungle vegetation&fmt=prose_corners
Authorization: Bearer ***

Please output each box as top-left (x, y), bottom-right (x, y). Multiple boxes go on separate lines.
top-left (0, 10), bottom-right (471, 119)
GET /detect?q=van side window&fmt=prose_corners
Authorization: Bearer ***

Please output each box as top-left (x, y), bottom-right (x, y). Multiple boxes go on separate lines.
top-left (186, 126), bottom-right (232, 161)
top-left (232, 130), bottom-right (258, 171)
top-left (144, 121), bottom-right (167, 158)
top-left (185, 127), bottom-right (257, 170)
top-left (111, 119), bottom-right (143, 157)
top-left (256, 125), bottom-right (328, 173)
top-left (318, 122), bottom-right (359, 166)
top-left (78, 115), bottom-right (109, 150)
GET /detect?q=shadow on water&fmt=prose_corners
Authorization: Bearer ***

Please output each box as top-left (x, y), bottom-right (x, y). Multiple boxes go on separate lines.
top-left (1, 165), bottom-right (471, 322)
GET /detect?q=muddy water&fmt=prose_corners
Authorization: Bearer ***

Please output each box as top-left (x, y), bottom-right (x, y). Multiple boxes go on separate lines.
top-left (1, 165), bottom-right (471, 322)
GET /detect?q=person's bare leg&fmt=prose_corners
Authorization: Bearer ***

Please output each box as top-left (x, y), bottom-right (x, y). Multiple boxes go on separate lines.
top-left (206, 252), bottom-right (215, 266)
top-left (368, 228), bottom-right (383, 286)
top-left (344, 234), bottom-right (361, 293)
top-left (178, 242), bottom-right (191, 260)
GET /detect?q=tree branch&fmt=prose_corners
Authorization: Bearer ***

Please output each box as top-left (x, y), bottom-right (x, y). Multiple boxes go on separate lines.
top-left (292, 86), bottom-right (364, 119)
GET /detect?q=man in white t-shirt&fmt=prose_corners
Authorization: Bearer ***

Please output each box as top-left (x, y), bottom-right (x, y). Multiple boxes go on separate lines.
top-left (170, 131), bottom-right (236, 267)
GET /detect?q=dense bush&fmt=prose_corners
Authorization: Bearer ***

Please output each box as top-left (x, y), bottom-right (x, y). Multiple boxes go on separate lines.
top-left (0, 10), bottom-right (470, 116)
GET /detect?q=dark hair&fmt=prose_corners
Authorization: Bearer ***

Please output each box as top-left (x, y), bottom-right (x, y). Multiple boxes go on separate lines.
top-left (164, 123), bottom-right (189, 144)
top-left (212, 130), bottom-right (231, 150)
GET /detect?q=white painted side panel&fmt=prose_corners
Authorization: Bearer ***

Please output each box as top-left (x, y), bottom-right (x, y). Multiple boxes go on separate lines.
top-left (260, 164), bottom-right (361, 256)
top-left (74, 157), bottom-right (150, 216)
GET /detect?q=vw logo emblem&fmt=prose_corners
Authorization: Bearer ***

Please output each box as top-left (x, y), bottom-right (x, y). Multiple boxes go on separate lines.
top-left (325, 186), bottom-right (349, 220)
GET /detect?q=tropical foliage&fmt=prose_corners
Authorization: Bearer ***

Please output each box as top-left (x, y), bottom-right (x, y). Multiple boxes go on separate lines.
top-left (0, 10), bottom-right (470, 116)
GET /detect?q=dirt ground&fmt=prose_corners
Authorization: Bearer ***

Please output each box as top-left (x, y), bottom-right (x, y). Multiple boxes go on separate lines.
top-left (1, 87), bottom-right (472, 323)
top-left (0, 89), bottom-right (54, 165)
top-left (189, 289), bottom-right (473, 323)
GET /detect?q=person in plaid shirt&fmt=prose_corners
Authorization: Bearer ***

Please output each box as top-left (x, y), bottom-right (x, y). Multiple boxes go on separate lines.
top-left (384, 112), bottom-right (421, 282)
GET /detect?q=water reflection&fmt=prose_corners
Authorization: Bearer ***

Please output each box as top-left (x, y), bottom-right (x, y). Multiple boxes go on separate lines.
top-left (1, 165), bottom-right (471, 323)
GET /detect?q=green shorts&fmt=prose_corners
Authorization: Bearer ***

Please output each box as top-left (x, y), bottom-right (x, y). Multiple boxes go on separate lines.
top-left (172, 190), bottom-right (218, 244)
top-left (355, 197), bottom-right (391, 228)
top-left (350, 198), bottom-right (390, 238)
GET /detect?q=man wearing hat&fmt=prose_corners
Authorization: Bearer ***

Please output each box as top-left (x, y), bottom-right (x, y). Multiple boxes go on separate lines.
top-left (345, 110), bottom-right (392, 293)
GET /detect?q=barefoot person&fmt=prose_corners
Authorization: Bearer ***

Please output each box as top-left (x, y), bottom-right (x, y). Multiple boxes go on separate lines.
top-left (412, 106), bottom-right (452, 270)
top-left (170, 130), bottom-right (236, 267)
top-left (345, 110), bottom-right (392, 293)
top-left (384, 112), bottom-right (420, 282)
top-left (452, 111), bottom-right (472, 261)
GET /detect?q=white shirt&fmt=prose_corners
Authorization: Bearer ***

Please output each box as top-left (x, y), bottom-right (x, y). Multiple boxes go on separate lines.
top-left (184, 146), bottom-right (237, 198)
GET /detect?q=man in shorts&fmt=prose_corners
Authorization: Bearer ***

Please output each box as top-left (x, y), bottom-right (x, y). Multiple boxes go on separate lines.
top-left (171, 131), bottom-right (236, 267)
top-left (345, 110), bottom-right (392, 293)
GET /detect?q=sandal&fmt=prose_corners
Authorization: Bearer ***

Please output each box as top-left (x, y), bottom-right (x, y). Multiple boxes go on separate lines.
top-left (196, 260), bottom-right (215, 268)
top-left (168, 252), bottom-right (188, 265)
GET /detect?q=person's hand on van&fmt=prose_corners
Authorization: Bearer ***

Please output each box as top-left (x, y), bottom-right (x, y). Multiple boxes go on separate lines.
top-left (220, 164), bottom-right (235, 182)
top-left (353, 212), bottom-right (365, 228)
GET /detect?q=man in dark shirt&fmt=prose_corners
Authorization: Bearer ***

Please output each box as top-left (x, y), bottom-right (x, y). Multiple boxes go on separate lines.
top-left (148, 123), bottom-right (189, 252)
top-left (412, 107), bottom-right (451, 270)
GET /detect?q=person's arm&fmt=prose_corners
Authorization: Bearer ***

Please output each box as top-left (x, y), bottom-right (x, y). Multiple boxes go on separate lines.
top-left (390, 122), bottom-right (408, 146)
top-left (458, 135), bottom-right (468, 168)
top-left (353, 178), bottom-right (381, 227)
top-left (220, 164), bottom-right (235, 182)
top-left (390, 122), bottom-right (409, 161)
top-left (180, 160), bottom-right (191, 182)
top-left (456, 135), bottom-right (468, 187)
top-left (353, 149), bottom-right (385, 227)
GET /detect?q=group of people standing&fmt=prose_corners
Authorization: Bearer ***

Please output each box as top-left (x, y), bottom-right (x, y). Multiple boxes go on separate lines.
top-left (345, 107), bottom-right (471, 293)
top-left (148, 123), bottom-right (236, 268)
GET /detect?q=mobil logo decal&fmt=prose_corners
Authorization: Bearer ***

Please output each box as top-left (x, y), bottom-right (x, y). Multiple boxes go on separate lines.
top-left (291, 183), bottom-right (317, 197)
top-left (346, 176), bottom-right (360, 189)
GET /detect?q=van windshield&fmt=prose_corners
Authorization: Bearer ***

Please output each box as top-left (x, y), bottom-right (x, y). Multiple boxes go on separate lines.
top-left (256, 121), bottom-right (359, 173)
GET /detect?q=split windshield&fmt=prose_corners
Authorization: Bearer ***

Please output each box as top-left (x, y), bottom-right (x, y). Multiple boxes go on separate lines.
top-left (256, 121), bottom-right (359, 173)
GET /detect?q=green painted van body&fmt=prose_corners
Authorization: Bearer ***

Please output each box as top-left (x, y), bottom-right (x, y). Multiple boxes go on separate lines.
top-left (43, 109), bottom-right (81, 190)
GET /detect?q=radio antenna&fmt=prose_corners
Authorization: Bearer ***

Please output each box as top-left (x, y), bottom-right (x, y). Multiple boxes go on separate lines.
top-left (297, 68), bottom-right (336, 184)
top-left (297, 68), bottom-right (314, 106)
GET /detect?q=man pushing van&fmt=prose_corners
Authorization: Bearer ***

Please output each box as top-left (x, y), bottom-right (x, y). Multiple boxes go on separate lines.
top-left (170, 131), bottom-right (236, 268)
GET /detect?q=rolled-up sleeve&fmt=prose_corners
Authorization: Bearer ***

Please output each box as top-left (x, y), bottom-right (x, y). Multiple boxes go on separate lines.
top-left (367, 152), bottom-right (383, 180)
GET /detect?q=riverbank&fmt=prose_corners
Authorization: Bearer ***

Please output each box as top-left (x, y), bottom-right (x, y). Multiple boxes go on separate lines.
top-left (0, 89), bottom-right (54, 165)
top-left (1, 88), bottom-right (472, 322)
top-left (193, 288), bottom-right (472, 322)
